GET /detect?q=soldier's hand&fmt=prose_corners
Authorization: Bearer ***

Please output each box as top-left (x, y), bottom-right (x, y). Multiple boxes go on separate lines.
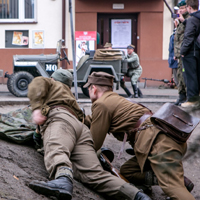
top-left (32, 109), bottom-right (47, 125)
top-left (178, 14), bottom-right (184, 22)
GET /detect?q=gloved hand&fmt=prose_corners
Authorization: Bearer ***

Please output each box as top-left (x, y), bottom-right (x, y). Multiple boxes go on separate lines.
top-left (33, 131), bottom-right (43, 150)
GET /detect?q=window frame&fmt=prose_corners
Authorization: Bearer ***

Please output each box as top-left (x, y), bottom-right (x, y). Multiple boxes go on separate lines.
top-left (0, 0), bottom-right (37, 23)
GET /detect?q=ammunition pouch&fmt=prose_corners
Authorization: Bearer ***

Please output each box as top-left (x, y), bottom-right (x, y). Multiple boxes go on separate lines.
top-left (151, 103), bottom-right (200, 143)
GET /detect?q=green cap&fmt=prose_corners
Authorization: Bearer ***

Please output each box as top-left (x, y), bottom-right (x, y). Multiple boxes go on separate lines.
top-left (51, 69), bottom-right (73, 88)
top-left (177, 0), bottom-right (186, 7)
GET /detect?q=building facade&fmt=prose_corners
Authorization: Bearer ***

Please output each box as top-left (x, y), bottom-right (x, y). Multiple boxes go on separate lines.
top-left (75, 0), bottom-right (175, 85)
top-left (0, 0), bottom-right (74, 83)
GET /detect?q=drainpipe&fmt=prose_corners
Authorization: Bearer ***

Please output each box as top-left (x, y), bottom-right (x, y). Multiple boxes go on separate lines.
top-left (62, 0), bottom-right (66, 69)
top-left (163, 0), bottom-right (177, 18)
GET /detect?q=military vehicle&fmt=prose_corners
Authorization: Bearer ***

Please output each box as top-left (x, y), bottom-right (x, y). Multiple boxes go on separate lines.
top-left (4, 40), bottom-right (128, 97)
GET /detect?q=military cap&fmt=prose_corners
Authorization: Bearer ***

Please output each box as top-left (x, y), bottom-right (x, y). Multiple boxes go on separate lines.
top-left (83, 72), bottom-right (114, 88)
top-left (51, 69), bottom-right (73, 88)
top-left (177, 0), bottom-right (186, 7)
top-left (104, 42), bottom-right (112, 48)
top-left (127, 44), bottom-right (135, 49)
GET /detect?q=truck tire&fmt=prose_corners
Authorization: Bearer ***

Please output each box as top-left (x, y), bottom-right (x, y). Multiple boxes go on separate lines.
top-left (81, 85), bottom-right (89, 97)
top-left (7, 74), bottom-right (15, 95)
top-left (9, 71), bottom-right (34, 97)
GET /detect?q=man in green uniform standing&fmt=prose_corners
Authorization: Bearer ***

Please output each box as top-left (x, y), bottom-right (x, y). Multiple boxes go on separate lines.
top-left (84, 71), bottom-right (195, 200)
top-left (28, 69), bottom-right (151, 200)
top-left (126, 44), bottom-right (143, 98)
top-left (174, 0), bottom-right (189, 105)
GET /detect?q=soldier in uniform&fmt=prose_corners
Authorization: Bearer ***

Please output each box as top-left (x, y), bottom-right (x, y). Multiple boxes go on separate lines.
top-left (104, 42), bottom-right (134, 98)
top-left (27, 69), bottom-right (151, 200)
top-left (104, 42), bottom-right (112, 49)
top-left (84, 71), bottom-right (195, 200)
top-left (126, 44), bottom-right (143, 98)
top-left (174, 0), bottom-right (189, 105)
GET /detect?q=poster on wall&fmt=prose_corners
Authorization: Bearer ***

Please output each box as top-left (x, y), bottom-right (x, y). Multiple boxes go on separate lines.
top-left (75, 31), bottom-right (96, 66)
top-left (111, 19), bottom-right (132, 48)
top-left (12, 31), bottom-right (29, 46)
top-left (32, 30), bottom-right (44, 48)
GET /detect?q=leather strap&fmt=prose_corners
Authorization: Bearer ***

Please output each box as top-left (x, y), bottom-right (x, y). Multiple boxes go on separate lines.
top-left (50, 105), bottom-right (78, 119)
top-left (128, 111), bottom-right (152, 143)
top-left (134, 112), bottom-right (152, 129)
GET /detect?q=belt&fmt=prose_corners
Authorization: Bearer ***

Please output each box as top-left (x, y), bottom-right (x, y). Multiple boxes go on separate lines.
top-left (50, 105), bottom-right (78, 119)
top-left (128, 111), bottom-right (153, 143)
top-left (134, 111), bottom-right (152, 130)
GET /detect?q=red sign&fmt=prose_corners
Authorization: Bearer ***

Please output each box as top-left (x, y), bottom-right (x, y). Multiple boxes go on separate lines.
top-left (75, 31), bottom-right (96, 41)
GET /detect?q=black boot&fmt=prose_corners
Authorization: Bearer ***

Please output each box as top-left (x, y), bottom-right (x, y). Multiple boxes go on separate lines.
top-left (134, 192), bottom-right (152, 200)
top-left (124, 87), bottom-right (133, 98)
top-left (132, 84), bottom-right (138, 98)
top-left (174, 92), bottom-right (186, 106)
top-left (138, 88), bottom-right (143, 98)
top-left (29, 176), bottom-right (73, 200)
top-left (184, 176), bottom-right (194, 192)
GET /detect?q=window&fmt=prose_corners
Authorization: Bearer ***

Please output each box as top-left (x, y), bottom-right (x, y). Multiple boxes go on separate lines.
top-left (0, 0), bottom-right (36, 22)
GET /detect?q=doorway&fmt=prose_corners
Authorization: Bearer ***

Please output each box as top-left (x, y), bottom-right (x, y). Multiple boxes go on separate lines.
top-left (97, 13), bottom-right (138, 52)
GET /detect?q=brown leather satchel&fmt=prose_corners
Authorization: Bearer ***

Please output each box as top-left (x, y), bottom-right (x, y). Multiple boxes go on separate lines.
top-left (150, 103), bottom-right (200, 143)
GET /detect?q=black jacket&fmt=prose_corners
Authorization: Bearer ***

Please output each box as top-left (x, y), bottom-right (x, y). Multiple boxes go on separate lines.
top-left (180, 10), bottom-right (200, 56)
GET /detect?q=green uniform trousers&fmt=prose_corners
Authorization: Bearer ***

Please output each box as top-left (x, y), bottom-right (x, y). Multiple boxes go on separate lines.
top-left (177, 59), bottom-right (186, 94)
top-left (120, 133), bottom-right (195, 200)
top-left (40, 108), bottom-right (139, 197)
top-left (128, 66), bottom-right (142, 85)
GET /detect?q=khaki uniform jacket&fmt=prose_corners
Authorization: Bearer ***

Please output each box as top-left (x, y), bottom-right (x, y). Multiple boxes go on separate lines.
top-left (28, 77), bottom-right (84, 122)
top-left (86, 91), bottom-right (161, 172)
top-left (174, 12), bottom-right (190, 58)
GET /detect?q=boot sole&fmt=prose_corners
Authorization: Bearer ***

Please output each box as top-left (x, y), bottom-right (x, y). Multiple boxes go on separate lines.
top-left (29, 182), bottom-right (72, 200)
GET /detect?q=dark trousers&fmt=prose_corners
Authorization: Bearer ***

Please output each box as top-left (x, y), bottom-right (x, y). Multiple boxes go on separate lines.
top-left (182, 51), bottom-right (200, 101)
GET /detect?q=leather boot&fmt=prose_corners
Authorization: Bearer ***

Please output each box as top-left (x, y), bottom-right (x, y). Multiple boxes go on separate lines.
top-left (184, 176), bottom-right (194, 192)
top-left (174, 92), bottom-right (186, 105)
top-left (29, 176), bottom-right (73, 200)
top-left (132, 84), bottom-right (138, 98)
top-left (134, 192), bottom-right (152, 200)
top-left (112, 183), bottom-right (151, 200)
top-left (124, 87), bottom-right (133, 98)
top-left (145, 170), bottom-right (194, 193)
top-left (138, 88), bottom-right (143, 98)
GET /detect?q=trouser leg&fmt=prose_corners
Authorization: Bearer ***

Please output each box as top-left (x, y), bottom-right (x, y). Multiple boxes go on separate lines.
top-left (172, 68), bottom-right (178, 86)
top-left (120, 80), bottom-right (132, 97)
top-left (120, 156), bottom-right (146, 185)
top-left (177, 59), bottom-right (186, 95)
top-left (41, 108), bottom-right (82, 178)
top-left (71, 124), bottom-right (139, 198)
top-left (182, 54), bottom-right (199, 101)
top-left (148, 133), bottom-right (195, 200)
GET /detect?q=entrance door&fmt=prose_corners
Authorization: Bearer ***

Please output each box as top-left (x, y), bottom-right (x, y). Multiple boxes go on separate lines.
top-left (97, 13), bottom-right (138, 52)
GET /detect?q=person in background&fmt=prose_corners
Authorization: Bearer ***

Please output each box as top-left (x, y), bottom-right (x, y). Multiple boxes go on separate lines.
top-left (174, 0), bottom-right (189, 105)
top-left (180, 0), bottom-right (200, 108)
top-left (104, 42), bottom-right (135, 98)
top-left (126, 45), bottom-right (143, 98)
top-left (104, 42), bottom-right (112, 49)
top-left (168, 28), bottom-right (178, 86)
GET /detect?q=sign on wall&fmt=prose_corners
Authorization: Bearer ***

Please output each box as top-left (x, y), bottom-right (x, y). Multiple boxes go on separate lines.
top-left (32, 30), bottom-right (44, 48)
top-left (111, 19), bottom-right (132, 48)
top-left (75, 31), bottom-right (96, 65)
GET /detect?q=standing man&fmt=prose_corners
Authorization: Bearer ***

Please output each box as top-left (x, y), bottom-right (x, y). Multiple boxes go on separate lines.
top-left (126, 45), bottom-right (143, 98)
top-left (84, 71), bottom-right (195, 200)
top-left (180, 0), bottom-right (200, 108)
top-left (174, 0), bottom-right (189, 105)
top-left (28, 69), bottom-right (151, 200)
top-left (104, 42), bottom-right (134, 98)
